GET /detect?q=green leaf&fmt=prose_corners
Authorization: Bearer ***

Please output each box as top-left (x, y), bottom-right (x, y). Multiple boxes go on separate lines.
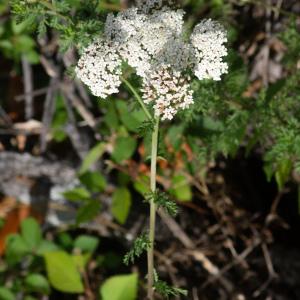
top-left (263, 163), bottom-right (274, 182)
top-left (137, 120), bottom-right (154, 137)
top-left (12, 19), bottom-right (31, 34)
top-left (145, 191), bottom-right (178, 217)
top-left (104, 101), bottom-right (119, 130)
top-left (63, 187), bottom-right (91, 202)
top-left (24, 50), bottom-right (39, 64)
top-left (117, 172), bottom-right (131, 186)
top-left (5, 234), bottom-right (30, 265)
top-left (111, 187), bottom-right (131, 224)
top-left (76, 201), bottom-right (101, 224)
top-left (123, 233), bottom-right (150, 265)
top-left (112, 136), bottom-right (137, 163)
top-left (100, 273), bottom-right (138, 300)
top-left (79, 142), bottom-right (106, 174)
top-left (21, 217), bottom-right (42, 250)
top-left (43, 251), bottom-right (84, 293)
top-left (170, 175), bottom-right (192, 202)
top-left (275, 159), bottom-right (292, 190)
top-left (116, 100), bottom-right (145, 132)
top-left (25, 273), bottom-right (50, 294)
top-left (133, 176), bottom-right (150, 195)
top-left (79, 171), bottom-right (107, 193)
top-left (0, 287), bottom-right (15, 300)
top-left (72, 253), bottom-right (91, 270)
top-left (15, 35), bottom-right (35, 52)
top-left (57, 232), bottom-right (73, 250)
top-left (74, 235), bottom-right (99, 253)
top-left (154, 279), bottom-right (187, 299)
top-left (36, 240), bottom-right (59, 255)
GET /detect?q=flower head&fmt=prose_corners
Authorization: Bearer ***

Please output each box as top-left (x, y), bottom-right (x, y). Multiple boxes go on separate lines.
top-left (142, 65), bottom-right (193, 120)
top-left (76, 4), bottom-right (228, 120)
top-left (75, 39), bottom-right (122, 98)
top-left (191, 19), bottom-right (228, 81)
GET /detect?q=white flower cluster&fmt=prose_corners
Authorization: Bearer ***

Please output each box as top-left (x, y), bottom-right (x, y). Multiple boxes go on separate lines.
top-left (75, 1), bottom-right (228, 120)
top-left (142, 65), bottom-right (193, 120)
top-left (191, 19), bottom-right (228, 81)
top-left (75, 40), bottom-right (122, 98)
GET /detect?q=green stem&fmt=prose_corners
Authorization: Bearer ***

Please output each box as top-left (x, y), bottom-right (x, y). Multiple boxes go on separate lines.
top-left (121, 76), bottom-right (153, 121)
top-left (147, 117), bottom-right (159, 300)
top-left (124, 76), bottom-right (158, 298)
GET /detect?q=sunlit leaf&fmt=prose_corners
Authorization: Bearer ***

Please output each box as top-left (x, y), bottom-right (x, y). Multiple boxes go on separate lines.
top-left (100, 273), bottom-right (138, 300)
top-left (43, 251), bottom-right (84, 293)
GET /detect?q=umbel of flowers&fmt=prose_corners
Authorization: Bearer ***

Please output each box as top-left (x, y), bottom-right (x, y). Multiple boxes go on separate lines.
top-left (75, 0), bottom-right (228, 120)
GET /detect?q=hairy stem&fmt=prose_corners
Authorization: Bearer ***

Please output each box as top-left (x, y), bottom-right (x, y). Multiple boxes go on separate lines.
top-left (121, 76), bottom-right (153, 121)
top-left (147, 117), bottom-right (159, 299)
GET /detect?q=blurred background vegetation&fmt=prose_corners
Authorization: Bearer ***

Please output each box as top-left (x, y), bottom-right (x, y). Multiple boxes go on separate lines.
top-left (0, 0), bottom-right (300, 299)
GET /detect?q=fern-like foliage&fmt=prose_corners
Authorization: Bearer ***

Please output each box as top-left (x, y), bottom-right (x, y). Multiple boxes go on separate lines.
top-left (145, 191), bottom-right (179, 217)
top-left (123, 233), bottom-right (151, 266)
top-left (137, 120), bottom-right (155, 137)
top-left (153, 270), bottom-right (187, 298)
top-left (11, 0), bottom-right (103, 52)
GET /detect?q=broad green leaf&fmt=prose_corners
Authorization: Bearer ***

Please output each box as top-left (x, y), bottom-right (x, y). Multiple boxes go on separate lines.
top-left (116, 101), bottom-right (146, 132)
top-left (100, 273), bottom-right (138, 300)
top-left (5, 234), bottom-right (30, 265)
top-left (79, 142), bottom-right (106, 174)
top-left (43, 251), bottom-right (84, 293)
top-left (25, 273), bottom-right (50, 294)
top-left (170, 175), bottom-right (192, 202)
top-left (104, 102), bottom-right (119, 130)
top-left (74, 235), bottom-right (99, 253)
top-left (79, 171), bottom-right (107, 193)
top-left (63, 187), bottom-right (91, 202)
top-left (15, 35), bottom-right (35, 52)
top-left (36, 240), bottom-right (59, 255)
top-left (111, 188), bottom-right (131, 224)
top-left (112, 136), bottom-right (137, 163)
top-left (76, 201), bottom-right (101, 224)
top-left (0, 287), bottom-right (14, 300)
top-left (72, 253), bottom-right (91, 270)
top-left (21, 218), bottom-right (42, 250)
